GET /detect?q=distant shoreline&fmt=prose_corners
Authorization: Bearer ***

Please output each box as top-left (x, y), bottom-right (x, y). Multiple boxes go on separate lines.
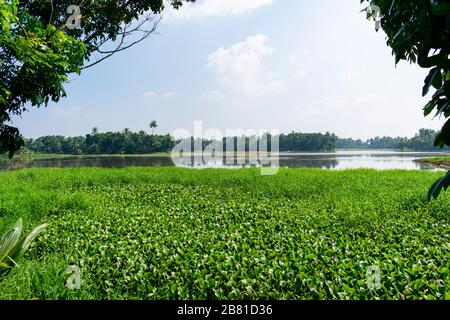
top-left (415, 157), bottom-right (450, 169)
top-left (3, 150), bottom-right (450, 162)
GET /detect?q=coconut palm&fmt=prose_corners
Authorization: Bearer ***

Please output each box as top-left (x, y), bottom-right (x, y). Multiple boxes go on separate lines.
top-left (149, 121), bottom-right (158, 135)
top-left (0, 219), bottom-right (48, 279)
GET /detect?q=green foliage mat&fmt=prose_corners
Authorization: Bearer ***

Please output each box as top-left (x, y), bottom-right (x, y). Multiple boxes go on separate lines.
top-left (0, 168), bottom-right (449, 300)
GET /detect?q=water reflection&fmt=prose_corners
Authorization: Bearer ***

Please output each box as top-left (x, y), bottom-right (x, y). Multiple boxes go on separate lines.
top-left (278, 151), bottom-right (444, 170)
top-left (0, 156), bottom-right (174, 171)
top-left (0, 151), bottom-right (448, 171)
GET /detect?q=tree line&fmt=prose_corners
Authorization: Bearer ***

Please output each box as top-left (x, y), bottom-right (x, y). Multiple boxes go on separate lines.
top-left (22, 128), bottom-right (447, 155)
top-left (24, 130), bottom-right (337, 154)
top-left (337, 129), bottom-right (449, 151)
top-left (25, 129), bottom-right (173, 155)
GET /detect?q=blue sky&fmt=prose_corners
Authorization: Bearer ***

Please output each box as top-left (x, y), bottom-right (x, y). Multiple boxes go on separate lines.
top-left (12, 0), bottom-right (445, 139)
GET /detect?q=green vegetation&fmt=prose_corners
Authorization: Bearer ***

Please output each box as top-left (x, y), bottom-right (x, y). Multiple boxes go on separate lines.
top-left (0, 0), bottom-right (195, 156)
top-left (25, 130), bottom-right (174, 155)
top-left (23, 128), bottom-right (448, 159)
top-left (0, 219), bottom-right (48, 279)
top-left (149, 121), bottom-right (158, 135)
top-left (363, 0), bottom-right (450, 197)
top-left (0, 0), bottom-right (85, 156)
top-left (0, 167), bottom-right (449, 300)
top-left (416, 157), bottom-right (450, 169)
top-left (24, 130), bottom-right (338, 155)
top-left (337, 129), bottom-right (449, 151)
top-left (337, 136), bottom-right (403, 150)
top-left (278, 132), bottom-right (336, 152)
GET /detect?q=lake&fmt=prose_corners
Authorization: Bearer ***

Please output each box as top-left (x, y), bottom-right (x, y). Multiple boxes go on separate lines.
top-left (0, 150), bottom-right (448, 171)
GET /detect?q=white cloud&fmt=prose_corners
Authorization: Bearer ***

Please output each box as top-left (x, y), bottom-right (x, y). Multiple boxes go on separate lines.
top-left (297, 69), bottom-right (306, 78)
top-left (201, 90), bottom-right (225, 101)
top-left (141, 91), bottom-right (157, 98)
top-left (340, 58), bottom-right (362, 83)
top-left (164, 0), bottom-right (273, 19)
top-left (207, 34), bottom-right (286, 97)
top-left (141, 90), bottom-right (175, 99)
top-left (288, 54), bottom-right (307, 79)
top-left (161, 91), bottom-right (175, 99)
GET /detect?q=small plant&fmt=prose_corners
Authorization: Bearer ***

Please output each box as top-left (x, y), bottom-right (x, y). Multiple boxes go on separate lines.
top-left (0, 218), bottom-right (48, 279)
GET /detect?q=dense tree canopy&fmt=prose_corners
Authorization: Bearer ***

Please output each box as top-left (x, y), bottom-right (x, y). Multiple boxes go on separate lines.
top-left (337, 136), bottom-right (403, 150)
top-left (22, 130), bottom-right (338, 155)
top-left (279, 132), bottom-right (336, 152)
top-left (25, 129), bottom-right (174, 154)
top-left (18, 129), bottom-right (447, 156)
top-left (0, 0), bottom-right (194, 157)
top-left (363, 0), bottom-right (450, 198)
top-left (402, 128), bottom-right (443, 151)
top-left (336, 129), bottom-right (448, 151)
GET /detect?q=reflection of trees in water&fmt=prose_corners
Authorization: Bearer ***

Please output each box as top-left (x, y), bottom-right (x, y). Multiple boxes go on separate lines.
top-left (0, 158), bottom-right (34, 171)
top-left (0, 153), bottom-right (446, 171)
top-left (279, 157), bottom-right (338, 169)
top-left (175, 155), bottom-right (339, 169)
top-left (0, 156), bottom-right (175, 170)
top-left (416, 163), bottom-right (440, 170)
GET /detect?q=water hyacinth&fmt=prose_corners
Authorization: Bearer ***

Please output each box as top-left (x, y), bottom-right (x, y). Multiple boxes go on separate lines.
top-left (0, 167), bottom-right (449, 299)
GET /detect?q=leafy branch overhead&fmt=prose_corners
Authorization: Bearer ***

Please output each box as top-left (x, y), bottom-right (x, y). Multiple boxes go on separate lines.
top-left (363, 0), bottom-right (450, 199)
top-left (0, 0), bottom-right (195, 156)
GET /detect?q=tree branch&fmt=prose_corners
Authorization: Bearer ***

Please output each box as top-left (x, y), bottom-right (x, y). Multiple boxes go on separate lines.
top-left (81, 15), bottom-right (161, 70)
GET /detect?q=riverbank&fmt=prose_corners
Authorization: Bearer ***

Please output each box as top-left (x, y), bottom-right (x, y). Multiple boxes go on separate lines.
top-left (415, 156), bottom-right (450, 169)
top-left (0, 167), bottom-right (449, 300)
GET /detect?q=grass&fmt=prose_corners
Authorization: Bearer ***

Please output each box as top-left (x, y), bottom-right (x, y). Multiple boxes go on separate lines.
top-left (0, 167), bottom-right (449, 300)
top-left (416, 157), bottom-right (450, 169)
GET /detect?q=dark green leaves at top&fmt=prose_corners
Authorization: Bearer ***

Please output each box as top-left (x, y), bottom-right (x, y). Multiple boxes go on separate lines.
top-left (363, 0), bottom-right (450, 198)
top-left (0, 125), bottom-right (24, 159)
top-left (1, 0), bottom-right (197, 157)
top-left (434, 118), bottom-right (450, 148)
top-left (423, 67), bottom-right (443, 97)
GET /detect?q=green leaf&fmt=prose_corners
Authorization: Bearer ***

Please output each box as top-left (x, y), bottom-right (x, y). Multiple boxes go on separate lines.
top-left (434, 119), bottom-right (450, 147)
top-left (0, 219), bottom-right (48, 280)
top-left (423, 68), bottom-right (441, 96)
top-left (423, 100), bottom-right (437, 116)
top-left (428, 171), bottom-right (450, 200)
top-left (0, 218), bottom-right (22, 260)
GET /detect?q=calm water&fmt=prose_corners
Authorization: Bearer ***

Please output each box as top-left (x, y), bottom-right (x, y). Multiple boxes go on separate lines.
top-left (0, 151), bottom-right (448, 171)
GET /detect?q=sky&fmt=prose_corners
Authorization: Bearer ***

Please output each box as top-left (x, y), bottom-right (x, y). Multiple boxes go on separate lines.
top-left (11, 0), bottom-right (446, 140)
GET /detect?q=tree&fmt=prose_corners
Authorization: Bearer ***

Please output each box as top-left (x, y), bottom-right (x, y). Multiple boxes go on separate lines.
top-left (363, 0), bottom-right (450, 199)
top-left (402, 129), bottom-right (442, 151)
top-left (0, 0), bottom-right (195, 157)
top-left (149, 120), bottom-right (158, 135)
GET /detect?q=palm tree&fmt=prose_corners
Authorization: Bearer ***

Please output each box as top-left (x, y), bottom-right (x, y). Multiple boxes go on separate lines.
top-left (149, 121), bottom-right (158, 135)
top-left (91, 127), bottom-right (99, 135)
